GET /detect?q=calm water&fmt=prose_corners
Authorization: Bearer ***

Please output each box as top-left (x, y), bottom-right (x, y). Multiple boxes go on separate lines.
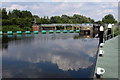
top-left (2, 33), bottom-right (99, 78)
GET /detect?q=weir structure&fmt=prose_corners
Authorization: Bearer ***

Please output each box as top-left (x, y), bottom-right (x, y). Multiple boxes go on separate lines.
top-left (32, 23), bottom-right (94, 35)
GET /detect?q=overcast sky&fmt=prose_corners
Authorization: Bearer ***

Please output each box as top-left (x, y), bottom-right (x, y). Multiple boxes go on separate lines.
top-left (2, 1), bottom-right (118, 21)
top-left (1, 0), bottom-right (119, 2)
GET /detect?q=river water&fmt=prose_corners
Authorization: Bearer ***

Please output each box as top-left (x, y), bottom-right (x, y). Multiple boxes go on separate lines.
top-left (1, 33), bottom-right (99, 78)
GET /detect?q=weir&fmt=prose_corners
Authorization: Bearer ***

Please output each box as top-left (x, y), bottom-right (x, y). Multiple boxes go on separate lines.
top-left (32, 24), bottom-right (93, 33)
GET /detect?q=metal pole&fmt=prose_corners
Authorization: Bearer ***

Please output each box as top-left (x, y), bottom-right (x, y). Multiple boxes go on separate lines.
top-left (107, 24), bottom-right (112, 39)
top-left (99, 26), bottom-right (104, 44)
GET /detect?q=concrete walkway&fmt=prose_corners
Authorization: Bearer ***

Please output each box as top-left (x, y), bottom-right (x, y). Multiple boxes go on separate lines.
top-left (94, 35), bottom-right (119, 79)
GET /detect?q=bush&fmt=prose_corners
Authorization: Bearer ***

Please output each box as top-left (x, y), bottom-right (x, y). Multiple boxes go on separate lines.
top-left (113, 26), bottom-right (120, 36)
top-left (2, 25), bottom-right (24, 32)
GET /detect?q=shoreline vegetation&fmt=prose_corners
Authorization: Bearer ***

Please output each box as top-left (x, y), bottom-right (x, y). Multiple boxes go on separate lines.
top-left (1, 8), bottom-right (119, 34)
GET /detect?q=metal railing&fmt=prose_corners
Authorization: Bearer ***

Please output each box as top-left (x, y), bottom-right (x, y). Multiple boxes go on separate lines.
top-left (40, 24), bottom-right (93, 27)
top-left (104, 30), bottom-right (120, 41)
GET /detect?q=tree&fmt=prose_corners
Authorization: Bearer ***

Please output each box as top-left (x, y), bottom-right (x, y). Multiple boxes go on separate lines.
top-left (11, 9), bottom-right (22, 18)
top-left (50, 16), bottom-right (61, 23)
top-left (8, 11), bottom-right (12, 19)
top-left (2, 8), bottom-right (8, 19)
top-left (95, 20), bottom-right (103, 25)
top-left (102, 14), bottom-right (117, 23)
top-left (72, 14), bottom-right (94, 23)
top-left (33, 15), bottom-right (40, 18)
top-left (2, 8), bottom-right (34, 31)
top-left (40, 16), bottom-right (50, 24)
top-left (21, 10), bottom-right (32, 18)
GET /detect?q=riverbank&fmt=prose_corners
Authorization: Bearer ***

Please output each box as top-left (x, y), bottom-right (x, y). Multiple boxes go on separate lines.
top-left (94, 35), bottom-right (119, 79)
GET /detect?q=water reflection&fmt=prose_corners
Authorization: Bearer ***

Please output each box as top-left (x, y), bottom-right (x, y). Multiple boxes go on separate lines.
top-left (0, 35), bottom-right (2, 38)
top-left (25, 34), bottom-right (31, 37)
top-left (2, 33), bottom-right (99, 78)
top-left (7, 35), bottom-right (13, 38)
top-left (16, 34), bottom-right (22, 37)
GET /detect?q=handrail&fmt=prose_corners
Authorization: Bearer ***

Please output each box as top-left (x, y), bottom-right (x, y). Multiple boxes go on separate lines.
top-left (104, 30), bottom-right (120, 41)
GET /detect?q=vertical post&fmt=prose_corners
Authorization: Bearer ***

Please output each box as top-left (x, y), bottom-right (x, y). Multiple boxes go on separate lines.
top-left (41, 27), bottom-right (43, 30)
top-left (75, 27), bottom-right (76, 30)
top-left (107, 24), bottom-right (112, 39)
top-left (40, 26), bottom-right (42, 31)
top-left (93, 25), bottom-right (95, 37)
top-left (84, 31), bottom-right (86, 35)
top-left (64, 26), bottom-right (66, 30)
top-left (112, 24), bottom-right (114, 37)
top-left (72, 26), bottom-right (74, 30)
top-left (99, 26), bottom-right (104, 44)
top-left (80, 27), bottom-right (82, 31)
top-left (79, 27), bottom-right (81, 35)
top-left (113, 27), bottom-right (114, 37)
top-left (55, 26), bottom-right (57, 30)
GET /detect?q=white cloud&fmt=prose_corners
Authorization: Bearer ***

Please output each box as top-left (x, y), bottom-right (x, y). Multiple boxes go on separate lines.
top-left (104, 9), bottom-right (114, 13)
top-left (2, 2), bottom-right (118, 21)
top-left (3, 37), bottom-right (98, 71)
top-left (7, 4), bottom-right (28, 11)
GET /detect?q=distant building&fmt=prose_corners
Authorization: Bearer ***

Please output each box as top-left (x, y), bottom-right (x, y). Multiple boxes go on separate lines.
top-left (32, 25), bottom-right (39, 31)
top-left (32, 18), bottom-right (39, 31)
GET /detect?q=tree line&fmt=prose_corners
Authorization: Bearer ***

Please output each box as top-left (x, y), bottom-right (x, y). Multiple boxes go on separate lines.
top-left (2, 8), bottom-right (33, 32)
top-left (33, 14), bottom-right (94, 24)
top-left (1, 8), bottom-right (117, 32)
